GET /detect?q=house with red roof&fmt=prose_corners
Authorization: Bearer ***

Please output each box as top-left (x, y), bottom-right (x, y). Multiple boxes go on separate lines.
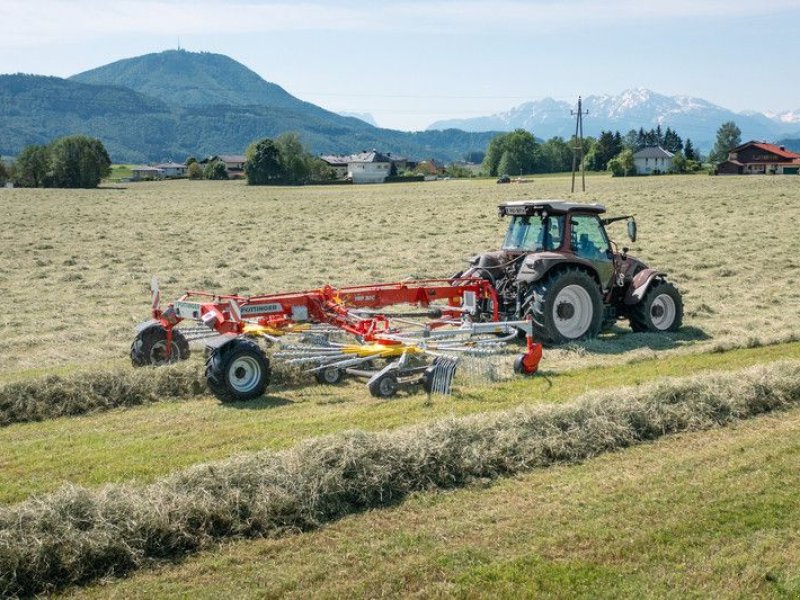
top-left (717, 141), bottom-right (800, 175)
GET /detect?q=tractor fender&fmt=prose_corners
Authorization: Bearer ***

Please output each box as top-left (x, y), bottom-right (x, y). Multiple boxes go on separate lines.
top-left (203, 333), bottom-right (241, 354)
top-left (624, 269), bottom-right (664, 305)
top-left (516, 253), bottom-right (600, 285)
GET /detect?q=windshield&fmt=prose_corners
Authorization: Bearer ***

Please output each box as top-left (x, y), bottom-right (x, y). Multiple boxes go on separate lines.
top-left (501, 215), bottom-right (564, 251)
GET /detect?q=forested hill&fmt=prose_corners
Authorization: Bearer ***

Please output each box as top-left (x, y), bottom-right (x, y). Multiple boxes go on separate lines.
top-left (0, 51), bottom-right (497, 163)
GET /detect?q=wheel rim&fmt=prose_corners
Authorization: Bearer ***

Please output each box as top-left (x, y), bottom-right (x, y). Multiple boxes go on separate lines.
top-left (322, 367), bottom-right (340, 383)
top-left (227, 356), bottom-right (263, 393)
top-left (552, 284), bottom-right (593, 339)
top-left (149, 340), bottom-right (180, 365)
top-left (379, 376), bottom-right (397, 397)
top-left (650, 294), bottom-right (676, 330)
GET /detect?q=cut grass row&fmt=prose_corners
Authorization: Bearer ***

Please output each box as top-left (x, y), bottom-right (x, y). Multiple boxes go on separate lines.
top-left (67, 401), bottom-right (800, 599)
top-left (1, 341), bottom-right (799, 505)
top-left (3, 360), bottom-right (799, 597)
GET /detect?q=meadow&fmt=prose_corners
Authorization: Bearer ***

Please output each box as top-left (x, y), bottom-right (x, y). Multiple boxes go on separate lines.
top-left (2, 173), bottom-right (800, 597)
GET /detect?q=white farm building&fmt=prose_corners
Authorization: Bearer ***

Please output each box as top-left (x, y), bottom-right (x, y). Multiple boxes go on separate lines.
top-left (633, 146), bottom-right (674, 174)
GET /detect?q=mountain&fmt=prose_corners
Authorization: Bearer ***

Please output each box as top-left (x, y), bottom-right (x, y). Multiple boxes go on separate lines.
top-left (338, 112), bottom-right (379, 127)
top-left (0, 51), bottom-right (495, 162)
top-left (71, 50), bottom-right (308, 110)
top-left (428, 89), bottom-right (800, 150)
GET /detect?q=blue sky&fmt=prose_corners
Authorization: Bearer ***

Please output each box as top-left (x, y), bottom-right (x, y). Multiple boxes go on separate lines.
top-left (2, 0), bottom-right (798, 130)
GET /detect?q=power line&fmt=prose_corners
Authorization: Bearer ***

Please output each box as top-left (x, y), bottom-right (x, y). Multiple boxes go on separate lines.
top-left (570, 96), bottom-right (588, 193)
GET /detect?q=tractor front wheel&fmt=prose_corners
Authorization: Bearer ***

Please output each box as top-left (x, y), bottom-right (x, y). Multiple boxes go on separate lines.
top-left (528, 269), bottom-right (604, 344)
top-left (205, 339), bottom-right (270, 402)
top-left (130, 326), bottom-right (189, 367)
top-left (629, 280), bottom-right (684, 333)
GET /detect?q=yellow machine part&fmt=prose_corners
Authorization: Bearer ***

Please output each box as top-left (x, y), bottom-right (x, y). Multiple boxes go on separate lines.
top-left (242, 323), bottom-right (311, 337)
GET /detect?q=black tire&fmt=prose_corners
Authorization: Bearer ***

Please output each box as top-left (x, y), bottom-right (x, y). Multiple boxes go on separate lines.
top-left (205, 338), bottom-right (270, 402)
top-left (368, 372), bottom-right (399, 398)
top-left (527, 268), bottom-right (604, 345)
top-left (629, 279), bottom-right (683, 333)
top-left (130, 326), bottom-right (189, 367)
top-left (314, 366), bottom-right (344, 385)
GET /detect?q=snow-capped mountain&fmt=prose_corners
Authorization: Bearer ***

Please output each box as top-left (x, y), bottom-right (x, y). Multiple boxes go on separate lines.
top-left (428, 88), bottom-right (800, 150)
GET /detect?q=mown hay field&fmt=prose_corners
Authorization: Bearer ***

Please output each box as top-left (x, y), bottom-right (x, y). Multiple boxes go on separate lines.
top-left (2, 174), bottom-right (800, 597)
top-left (1, 173), bottom-right (799, 378)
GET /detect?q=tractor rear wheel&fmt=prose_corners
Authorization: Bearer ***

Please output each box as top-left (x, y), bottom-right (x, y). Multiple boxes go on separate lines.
top-left (629, 280), bottom-right (683, 332)
top-left (130, 326), bottom-right (189, 367)
top-left (528, 268), bottom-right (604, 344)
top-left (205, 339), bottom-right (270, 402)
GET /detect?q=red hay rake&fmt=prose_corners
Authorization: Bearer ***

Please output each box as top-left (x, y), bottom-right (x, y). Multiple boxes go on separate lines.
top-left (132, 276), bottom-right (542, 401)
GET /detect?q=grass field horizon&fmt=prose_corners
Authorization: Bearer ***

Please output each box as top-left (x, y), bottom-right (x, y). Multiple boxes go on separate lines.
top-left (2, 173), bottom-right (800, 596)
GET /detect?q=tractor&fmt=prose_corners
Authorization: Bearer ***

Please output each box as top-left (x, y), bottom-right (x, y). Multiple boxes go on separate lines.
top-left (459, 200), bottom-right (683, 344)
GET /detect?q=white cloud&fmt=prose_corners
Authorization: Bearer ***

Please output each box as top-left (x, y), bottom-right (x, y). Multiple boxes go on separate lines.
top-left (1, 0), bottom-right (797, 46)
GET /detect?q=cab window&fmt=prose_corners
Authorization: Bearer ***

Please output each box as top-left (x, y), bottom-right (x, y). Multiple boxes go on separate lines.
top-left (570, 215), bottom-right (610, 260)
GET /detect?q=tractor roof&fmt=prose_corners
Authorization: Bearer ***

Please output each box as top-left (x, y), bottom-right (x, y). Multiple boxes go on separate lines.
top-left (498, 200), bottom-right (606, 217)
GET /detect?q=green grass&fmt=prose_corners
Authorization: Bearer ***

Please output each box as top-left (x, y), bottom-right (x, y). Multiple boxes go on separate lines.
top-left (2, 341), bottom-right (799, 505)
top-left (61, 388), bottom-right (800, 599)
top-left (106, 164), bottom-right (134, 181)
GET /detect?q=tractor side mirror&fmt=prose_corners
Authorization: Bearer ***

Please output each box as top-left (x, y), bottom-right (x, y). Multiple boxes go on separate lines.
top-left (627, 218), bottom-right (637, 243)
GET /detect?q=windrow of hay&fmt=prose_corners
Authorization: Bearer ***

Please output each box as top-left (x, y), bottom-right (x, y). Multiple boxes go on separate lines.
top-left (2, 361), bottom-right (800, 597)
top-left (0, 363), bottom-right (207, 427)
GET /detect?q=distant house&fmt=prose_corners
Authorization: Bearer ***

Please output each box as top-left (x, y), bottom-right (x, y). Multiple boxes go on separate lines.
top-left (154, 162), bottom-right (187, 178)
top-left (633, 146), bottom-right (674, 174)
top-left (203, 154), bottom-right (246, 178)
top-left (320, 155), bottom-right (350, 180)
top-left (131, 166), bottom-right (165, 181)
top-left (346, 150), bottom-right (392, 183)
top-left (717, 141), bottom-right (800, 175)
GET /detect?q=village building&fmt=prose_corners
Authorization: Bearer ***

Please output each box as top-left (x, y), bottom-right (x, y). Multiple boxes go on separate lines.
top-left (717, 141), bottom-right (800, 175)
top-left (201, 154), bottom-right (247, 178)
top-left (319, 155), bottom-right (350, 180)
top-left (346, 150), bottom-right (392, 183)
top-left (131, 166), bottom-right (165, 181)
top-left (633, 146), bottom-right (674, 174)
top-left (153, 162), bottom-right (187, 178)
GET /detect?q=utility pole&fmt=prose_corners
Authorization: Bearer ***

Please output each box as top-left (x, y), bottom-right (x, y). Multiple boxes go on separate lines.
top-left (570, 96), bottom-right (588, 193)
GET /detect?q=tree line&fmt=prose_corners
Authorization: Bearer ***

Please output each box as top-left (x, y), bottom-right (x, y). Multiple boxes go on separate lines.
top-left (479, 121), bottom-right (748, 177)
top-left (5, 135), bottom-right (111, 188)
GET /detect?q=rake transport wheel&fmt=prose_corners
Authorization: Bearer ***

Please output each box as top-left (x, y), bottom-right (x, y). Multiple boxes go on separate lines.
top-left (130, 326), bottom-right (190, 367)
top-left (629, 280), bottom-right (684, 333)
top-left (368, 372), bottom-right (399, 399)
top-left (314, 366), bottom-right (344, 385)
top-left (528, 268), bottom-right (603, 345)
top-left (205, 339), bottom-right (271, 402)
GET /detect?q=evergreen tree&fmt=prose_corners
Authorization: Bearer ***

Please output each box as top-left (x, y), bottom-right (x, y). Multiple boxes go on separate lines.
top-left (663, 127), bottom-right (683, 153)
top-left (684, 139), bottom-right (696, 161)
top-left (623, 129), bottom-right (638, 150)
top-left (636, 128), bottom-right (647, 150)
top-left (655, 124), bottom-right (664, 146)
top-left (0, 160), bottom-right (7, 186)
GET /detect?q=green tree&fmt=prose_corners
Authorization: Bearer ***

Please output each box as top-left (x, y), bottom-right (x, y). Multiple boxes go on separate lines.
top-left (482, 129), bottom-right (537, 176)
top-left (670, 151), bottom-right (687, 173)
top-left (497, 150), bottom-right (520, 176)
top-left (0, 161), bottom-right (7, 186)
top-left (49, 135), bottom-right (111, 188)
top-left (663, 128), bottom-right (683, 153)
top-left (309, 157), bottom-right (338, 182)
top-left (187, 162), bottom-right (203, 179)
top-left (532, 137), bottom-right (572, 173)
top-left (684, 138), bottom-right (696, 161)
top-left (711, 121), bottom-right (741, 163)
top-left (185, 156), bottom-right (197, 166)
top-left (275, 132), bottom-right (311, 185)
top-left (244, 138), bottom-right (283, 185)
top-left (608, 149), bottom-right (636, 177)
top-left (14, 145), bottom-right (51, 187)
top-left (204, 160), bottom-right (228, 180)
